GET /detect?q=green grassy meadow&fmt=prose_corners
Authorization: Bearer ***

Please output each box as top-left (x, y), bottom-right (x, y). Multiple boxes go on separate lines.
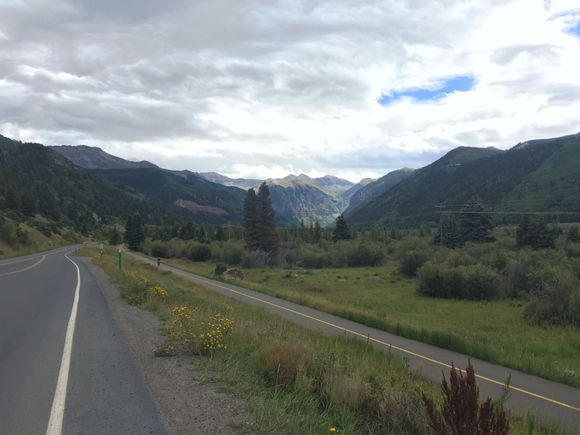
top-left (162, 258), bottom-right (580, 389)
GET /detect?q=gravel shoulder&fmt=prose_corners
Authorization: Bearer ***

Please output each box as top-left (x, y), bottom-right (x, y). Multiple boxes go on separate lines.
top-left (79, 257), bottom-right (250, 435)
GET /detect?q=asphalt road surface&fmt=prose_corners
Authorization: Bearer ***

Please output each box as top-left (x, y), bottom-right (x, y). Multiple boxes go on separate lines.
top-left (0, 248), bottom-right (167, 435)
top-left (131, 252), bottom-right (580, 432)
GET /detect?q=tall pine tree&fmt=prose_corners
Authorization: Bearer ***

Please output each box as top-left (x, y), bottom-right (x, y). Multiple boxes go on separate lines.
top-left (333, 214), bottom-right (352, 241)
top-left (458, 198), bottom-right (494, 244)
top-left (257, 182), bottom-right (279, 256)
top-left (243, 188), bottom-right (260, 250)
top-left (125, 214), bottom-right (145, 251)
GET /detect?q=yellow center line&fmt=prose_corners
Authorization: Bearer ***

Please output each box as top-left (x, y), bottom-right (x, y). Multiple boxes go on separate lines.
top-left (135, 254), bottom-right (580, 414)
top-left (0, 255), bottom-right (46, 277)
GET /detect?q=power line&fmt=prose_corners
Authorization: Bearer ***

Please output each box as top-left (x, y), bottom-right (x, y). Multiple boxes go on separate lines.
top-left (437, 210), bottom-right (580, 216)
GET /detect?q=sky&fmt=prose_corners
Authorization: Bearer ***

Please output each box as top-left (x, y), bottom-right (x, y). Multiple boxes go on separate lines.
top-left (0, 0), bottom-right (579, 182)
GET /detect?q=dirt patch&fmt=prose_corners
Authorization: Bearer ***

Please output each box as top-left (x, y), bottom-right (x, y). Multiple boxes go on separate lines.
top-left (174, 199), bottom-right (227, 216)
top-left (79, 258), bottom-right (250, 435)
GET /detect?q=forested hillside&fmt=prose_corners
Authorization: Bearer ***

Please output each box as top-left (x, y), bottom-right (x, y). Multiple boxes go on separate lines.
top-left (348, 134), bottom-right (580, 226)
top-left (0, 135), bottom-right (187, 233)
top-left (88, 168), bottom-right (246, 224)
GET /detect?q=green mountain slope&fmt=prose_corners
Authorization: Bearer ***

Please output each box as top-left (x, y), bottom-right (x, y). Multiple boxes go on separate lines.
top-left (0, 135), bottom-right (187, 232)
top-left (88, 168), bottom-right (246, 223)
top-left (348, 135), bottom-right (580, 226)
top-left (345, 169), bottom-right (414, 217)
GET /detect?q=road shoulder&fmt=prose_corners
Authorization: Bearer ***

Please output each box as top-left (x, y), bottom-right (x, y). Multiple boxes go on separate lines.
top-left (78, 257), bottom-right (249, 435)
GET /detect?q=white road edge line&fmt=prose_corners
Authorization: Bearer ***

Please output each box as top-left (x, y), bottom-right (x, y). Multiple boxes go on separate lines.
top-left (46, 252), bottom-right (81, 435)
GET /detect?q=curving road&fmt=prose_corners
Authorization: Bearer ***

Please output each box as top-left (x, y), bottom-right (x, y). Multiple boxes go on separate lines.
top-left (0, 248), bottom-right (167, 435)
top-left (131, 252), bottom-right (580, 433)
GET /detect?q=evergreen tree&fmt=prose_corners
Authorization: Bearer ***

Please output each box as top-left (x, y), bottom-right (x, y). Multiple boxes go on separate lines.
top-left (179, 222), bottom-right (197, 240)
top-left (434, 218), bottom-right (462, 248)
top-left (4, 191), bottom-right (20, 210)
top-left (20, 194), bottom-right (36, 217)
top-left (516, 216), bottom-right (557, 249)
top-left (567, 225), bottom-right (580, 243)
top-left (458, 199), bottom-right (494, 244)
top-left (109, 226), bottom-right (121, 245)
top-left (215, 226), bottom-right (226, 241)
top-left (243, 188), bottom-right (260, 250)
top-left (333, 214), bottom-right (352, 241)
top-left (257, 182), bottom-right (279, 255)
top-left (125, 214), bottom-right (145, 251)
top-left (313, 221), bottom-right (322, 243)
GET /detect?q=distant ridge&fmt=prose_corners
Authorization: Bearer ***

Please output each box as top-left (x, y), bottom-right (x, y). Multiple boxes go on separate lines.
top-left (50, 145), bottom-right (158, 170)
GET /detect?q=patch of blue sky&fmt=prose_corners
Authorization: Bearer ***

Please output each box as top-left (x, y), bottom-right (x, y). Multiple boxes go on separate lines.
top-left (567, 20), bottom-right (580, 37)
top-left (378, 75), bottom-right (475, 106)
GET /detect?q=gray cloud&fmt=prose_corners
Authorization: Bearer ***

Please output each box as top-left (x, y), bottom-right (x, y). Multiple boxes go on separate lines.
top-left (1, 0), bottom-right (579, 181)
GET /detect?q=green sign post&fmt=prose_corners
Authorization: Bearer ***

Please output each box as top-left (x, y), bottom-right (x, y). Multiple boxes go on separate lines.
top-left (118, 248), bottom-right (123, 272)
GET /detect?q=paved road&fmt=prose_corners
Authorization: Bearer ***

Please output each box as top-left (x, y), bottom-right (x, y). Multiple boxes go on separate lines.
top-left (0, 248), bottom-right (167, 435)
top-left (131, 252), bottom-right (580, 432)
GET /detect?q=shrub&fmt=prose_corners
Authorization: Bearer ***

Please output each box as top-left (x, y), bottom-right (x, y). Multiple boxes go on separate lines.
top-left (187, 242), bottom-right (212, 262)
top-left (150, 241), bottom-right (170, 258)
top-left (211, 241), bottom-right (244, 265)
top-left (0, 222), bottom-right (18, 246)
top-left (346, 242), bottom-right (385, 267)
top-left (301, 251), bottom-right (331, 269)
top-left (241, 250), bottom-right (268, 268)
top-left (417, 263), bottom-right (499, 300)
top-left (214, 263), bottom-right (227, 276)
top-left (258, 343), bottom-right (311, 389)
top-left (119, 270), bottom-right (152, 305)
top-left (524, 271), bottom-right (580, 326)
top-left (423, 361), bottom-right (509, 435)
top-left (398, 250), bottom-right (429, 277)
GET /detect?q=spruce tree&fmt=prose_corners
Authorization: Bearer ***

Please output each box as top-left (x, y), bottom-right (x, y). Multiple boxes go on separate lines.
top-left (434, 218), bottom-right (462, 248)
top-left (313, 221), bottom-right (322, 243)
top-left (243, 188), bottom-right (260, 250)
top-left (215, 226), bottom-right (226, 241)
top-left (109, 226), bottom-right (121, 245)
top-left (125, 214), bottom-right (145, 250)
top-left (516, 216), bottom-right (557, 249)
top-left (567, 225), bottom-right (580, 243)
top-left (459, 199), bottom-right (494, 244)
top-left (257, 182), bottom-right (279, 255)
top-left (333, 214), bottom-right (352, 241)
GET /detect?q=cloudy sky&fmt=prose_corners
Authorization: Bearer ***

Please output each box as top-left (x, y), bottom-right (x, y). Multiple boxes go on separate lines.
top-left (1, 0), bottom-right (579, 182)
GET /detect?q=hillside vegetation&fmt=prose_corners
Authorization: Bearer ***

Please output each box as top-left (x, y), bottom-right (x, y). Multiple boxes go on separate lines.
top-left (0, 135), bottom-right (187, 234)
top-left (348, 134), bottom-right (580, 226)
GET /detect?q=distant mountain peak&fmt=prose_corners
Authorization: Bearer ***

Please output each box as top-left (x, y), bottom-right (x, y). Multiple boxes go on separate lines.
top-left (50, 145), bottom-right (158, 170)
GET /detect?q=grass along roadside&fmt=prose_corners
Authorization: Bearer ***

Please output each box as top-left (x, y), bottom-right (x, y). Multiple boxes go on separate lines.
top-left (80, 246), bottom-right (566, 434)
top-left (155, 257), bottom-right (580, 390)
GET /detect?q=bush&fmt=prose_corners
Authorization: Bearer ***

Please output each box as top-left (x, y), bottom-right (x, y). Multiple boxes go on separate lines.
top-left (187, 243), bottom-right (212, 262)
top-left (524, 272), bottom-right (580, 326)
top-left (211, 241), bottom-right (244, 265)
top-left (214, 263), bottom-right (227, 276)
top-left (301, 251), bottom-right (331, 269)
top-left (346, 242), bottom-right (385, 267)
top-left (417, 263), bottom-right (499, 300)
top-left (0, 222), bottom-right (18, 246)
top-left (241, 250), bottom-right (268, 268)
top-left (398, 250), bottom-right (429, 277)
top-left (258, 343), bottom-right (311, 389)
top-left (150, 241), bottom-right (170, 258)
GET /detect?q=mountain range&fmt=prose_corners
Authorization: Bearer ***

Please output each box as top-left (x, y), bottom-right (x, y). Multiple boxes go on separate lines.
top-left (50, 144), bottom-right (372, 225)
top-left (2, 131), bottom-right (579, 231)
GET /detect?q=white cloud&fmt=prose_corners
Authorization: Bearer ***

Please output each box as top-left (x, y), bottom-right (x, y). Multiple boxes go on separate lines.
top-left (0, 0), bottom-right (579, 182)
